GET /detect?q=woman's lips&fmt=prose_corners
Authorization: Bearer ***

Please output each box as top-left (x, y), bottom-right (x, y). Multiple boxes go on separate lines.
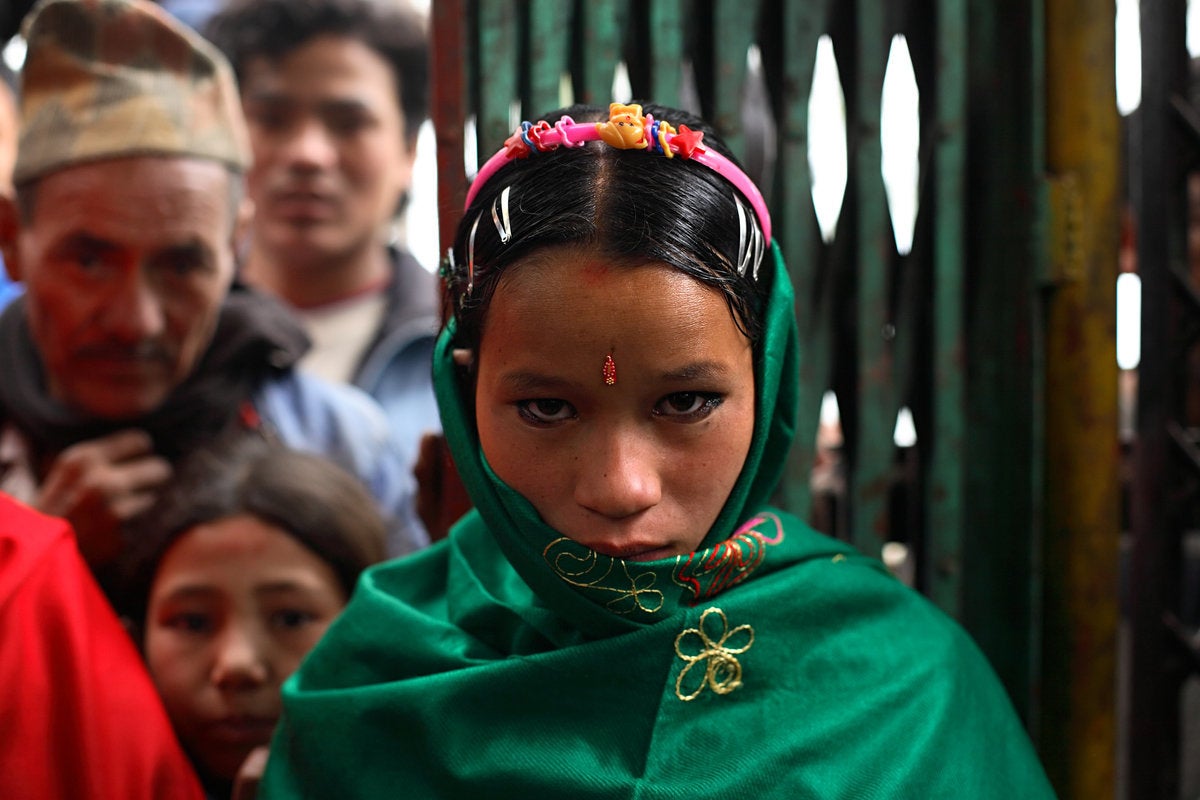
top-left (206, 716), bottom-right (278, 747)
top-left (589, 542), bottom-right (678, 562)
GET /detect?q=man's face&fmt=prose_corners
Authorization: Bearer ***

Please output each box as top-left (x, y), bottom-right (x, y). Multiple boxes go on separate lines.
top-left (4, 157), bottom-right (236, 419)
top-left (241, 34), bottom-right (415, 271)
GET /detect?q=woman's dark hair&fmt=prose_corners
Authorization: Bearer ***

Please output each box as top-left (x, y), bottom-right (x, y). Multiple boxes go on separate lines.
top-left (121, 436), bottom-right (387, 627)
top-left (204, 0), bottom-right (428, 145)
top-left (445, 102), bottom-right (771, 350)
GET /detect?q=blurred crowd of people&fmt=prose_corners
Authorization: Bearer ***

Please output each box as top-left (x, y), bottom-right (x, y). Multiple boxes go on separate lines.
top-left (0, 1), bottom-right (440, 796)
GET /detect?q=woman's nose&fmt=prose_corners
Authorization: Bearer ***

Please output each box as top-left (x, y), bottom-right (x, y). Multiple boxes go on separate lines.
top-left (573, 429), bottom-right (662, 519)
top-left (210, 624), bottom-right (270, 691)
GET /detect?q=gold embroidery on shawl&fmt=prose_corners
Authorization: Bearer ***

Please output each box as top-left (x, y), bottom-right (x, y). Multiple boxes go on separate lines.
top-left (673, 607), bottom-right (754, 701)
top-left (672, 511), bottom-right (785, 603)
top-left (543, 538), bottom-right (665, 614)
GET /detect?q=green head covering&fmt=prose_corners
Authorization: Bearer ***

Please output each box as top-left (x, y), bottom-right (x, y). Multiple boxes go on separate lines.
top-left (263, 239), bottom-right (1057, 800)
top-left (433, 242), bottom-right (800, 637)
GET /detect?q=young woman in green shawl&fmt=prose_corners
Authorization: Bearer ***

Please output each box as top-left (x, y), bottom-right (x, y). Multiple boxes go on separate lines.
top-left (260, 102), bottom-right (1056, 799)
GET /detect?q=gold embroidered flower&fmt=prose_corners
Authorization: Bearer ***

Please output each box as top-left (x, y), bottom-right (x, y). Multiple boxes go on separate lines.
top-left (673, 607), bottom-right (755, 701)
top-left (543, 538), bottom-right (665, 615)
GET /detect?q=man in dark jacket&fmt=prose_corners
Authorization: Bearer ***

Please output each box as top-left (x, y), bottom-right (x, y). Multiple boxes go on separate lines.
top-left (0, 0), bottom-right (427, 591)
top-left (206, 0), bottom-right (442, 476)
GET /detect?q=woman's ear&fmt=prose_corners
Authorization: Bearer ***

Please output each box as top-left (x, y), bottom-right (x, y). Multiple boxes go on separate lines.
top-left (452, 348), bottom-right (475, 368)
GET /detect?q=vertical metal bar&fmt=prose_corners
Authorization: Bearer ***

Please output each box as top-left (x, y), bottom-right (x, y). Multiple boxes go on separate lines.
top-left (774, 1), bottom-right (832, 521)
top-left (648, 0), bottom-right (686, 107)
top-left (881, 0), bottom-right (927, 573)
top-left (432, 0), bottom-right (468, 258)
top-left (952, 0), bottom-right (1042, 727)
top-left (850, 0), bottom-right (895, 556)
top-left (927, 0), bottom-right (967, 625)
top-left (710, 0), bottom-right (760, 161)
top-left (1041, 0), bottom-right (1121, 797)
top-left (428, 0), bottom-right (480, 544)
top-left (1128, 0), bottom-right (1189, 795)
top-left (1025, 0), bottom-right (1048, 748)
top-left (528, 0), bottom-right (572, 115)
top-left (477, 1), bottom-right (520, 163)
top-left (578, 0), bottom-right (628, 105)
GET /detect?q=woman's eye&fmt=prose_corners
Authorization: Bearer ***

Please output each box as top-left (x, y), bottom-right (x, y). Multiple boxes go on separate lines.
top-left (516, 398), bottom-right (576, 424)
top-left (164, 612), bottom-right (212, 634)
top-left (269, 609), bottom-right (317, 631)
top-left (654, 392), bottom-right (723, 420)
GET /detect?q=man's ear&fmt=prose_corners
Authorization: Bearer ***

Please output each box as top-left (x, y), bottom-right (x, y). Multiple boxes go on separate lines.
top-left (232, 196), bottom-right (255, 255)
top-left (0, 194), bottom-right (21, 282)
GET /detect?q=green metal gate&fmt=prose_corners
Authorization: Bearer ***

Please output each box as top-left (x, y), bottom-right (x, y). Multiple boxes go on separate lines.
top-left (429, 2), bottom-right (1121, 796)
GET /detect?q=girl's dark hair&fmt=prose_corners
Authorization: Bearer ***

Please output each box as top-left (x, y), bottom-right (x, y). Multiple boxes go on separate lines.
top-left (121, 436), bottom-right (387, 626)
top-left (445, 102), bottom-right (770, 349)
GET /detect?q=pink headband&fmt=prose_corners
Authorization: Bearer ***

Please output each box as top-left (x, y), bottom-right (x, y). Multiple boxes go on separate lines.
top-left (464, 102), bottom-right (773, 245)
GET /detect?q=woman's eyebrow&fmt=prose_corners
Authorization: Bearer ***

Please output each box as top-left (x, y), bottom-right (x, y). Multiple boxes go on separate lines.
top-left (157, 584), bottom-right (217, 602)
top-left (498, 370), bottom-right (582, 393)
top-left (659, 360), bottom-right (734, 382)
top-left (254, 580), bottom-right (327, 598)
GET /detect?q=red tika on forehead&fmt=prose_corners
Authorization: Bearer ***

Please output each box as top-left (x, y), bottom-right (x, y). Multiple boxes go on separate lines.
top-left (603, 354), bottom-right (616, 386)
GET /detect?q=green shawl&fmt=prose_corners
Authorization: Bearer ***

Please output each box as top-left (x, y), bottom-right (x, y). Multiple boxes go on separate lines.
top-left (261, 247), bottom-right (1055, 799)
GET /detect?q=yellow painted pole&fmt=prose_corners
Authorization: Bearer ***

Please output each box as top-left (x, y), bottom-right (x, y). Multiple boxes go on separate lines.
top-left (1041, 0), bottom-right (1121, 796)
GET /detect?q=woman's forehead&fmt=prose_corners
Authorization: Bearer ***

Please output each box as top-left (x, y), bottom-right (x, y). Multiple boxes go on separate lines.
top-left (478, 258), bottom-right (751, 377)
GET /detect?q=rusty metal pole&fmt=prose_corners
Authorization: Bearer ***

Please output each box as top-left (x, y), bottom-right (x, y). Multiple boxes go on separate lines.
top-left (426, 0), bottom-right (474, 540)
top-left (1041, 0), bottom-right (1121, 796)
top-left (432, 0), bottom-right (467, 262)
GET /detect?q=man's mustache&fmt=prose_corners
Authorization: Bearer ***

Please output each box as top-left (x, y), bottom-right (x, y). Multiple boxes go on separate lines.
top-left (73, 341), bottom-right (174, 362)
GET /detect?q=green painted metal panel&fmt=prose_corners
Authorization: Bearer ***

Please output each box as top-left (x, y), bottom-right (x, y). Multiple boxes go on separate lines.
top-left (477, 2), bottom-right (520, 165)
top-left (648, 0), bottom-right (686, 107)
top-left (927, 0), bottom-right (968, 623)
top-left (850, 1), bottom-right (896, 558)
top-left (958, 0), bottom-right (1043, 730)
top-left (578, 0), bottom-right (628, 105)
top-left (528, 0), bottom-right (573, 115)
top-left (773, 2), bottom-right (832, 524)
top-left (711, 0), bottom-right (760, 161)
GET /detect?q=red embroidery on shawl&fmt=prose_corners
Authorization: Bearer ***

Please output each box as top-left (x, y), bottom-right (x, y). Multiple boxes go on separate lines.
top-left (673, 512), bottom-right (785, 604)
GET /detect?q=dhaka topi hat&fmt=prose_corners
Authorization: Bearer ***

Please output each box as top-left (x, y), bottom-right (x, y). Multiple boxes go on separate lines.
top-left (13, 0), bottom-right (250, 185)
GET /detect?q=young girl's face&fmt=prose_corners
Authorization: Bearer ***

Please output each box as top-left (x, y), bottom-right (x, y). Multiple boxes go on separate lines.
top-left (144, 514), bottom-right (347, 782)
top-left (474, 249), bottom-right (756, 560)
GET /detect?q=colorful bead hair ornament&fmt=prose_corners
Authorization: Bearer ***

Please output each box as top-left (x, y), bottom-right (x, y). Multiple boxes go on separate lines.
top-left (465, 102), bottom-right (773, 254)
